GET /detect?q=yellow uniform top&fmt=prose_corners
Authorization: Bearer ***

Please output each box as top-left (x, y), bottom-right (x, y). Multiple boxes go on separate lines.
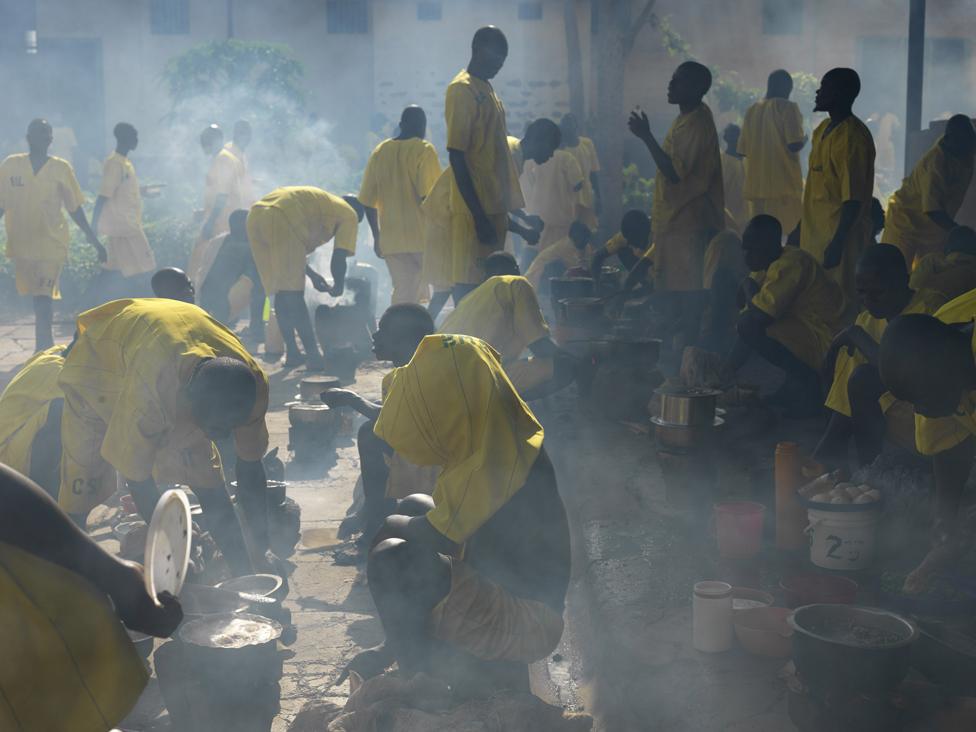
top-left (883, 140), bottom-right (974, 257)
top-left (445, 69), bottom-right (524, 215)
top-left (0, 154), bottom-right (84, 261)
top-left (909, 251), bottom-right (976, 301)
top-left (0, 346), bottom-right (66, 474)
top-left (440, 275), bottom-right (550, 362)
top-left (721, 152), bottom-right (747, 232)
top-left (751, 246), bottom-right (847, 369)
top-left (702, 230), bottom-right (744, 289)
top-left (224, 141), bottom-right (257, 206)
top-left (359, 138), bottom-right (442, 255)
top-left (800, 116), bottom-right (875, 287)
top-left (652, 103), bottom-right (724, 240)
top-left (825, 288), bottom-right (947, 417)
top-left (524, 236), bottom-right (589, 289)
top-left (203, 148), bottom-right (244, 227)
top-left (522, 150), bottom-right (584, 241)
top-left (0, 542), bottom-right (148, 732)
top-left (915, 289), bottom-right (976, 455)
top-left (739, 98), bottom-right (805, 201)
top-left (507, 136), bottom-right (525, 176)
top-left (250, 186), bottom-right (359, 254)
top-left (97, 152), bottom-right (143, 238)
top-left (564, 137), bottom-right (600, 209)
top-left (58, 299), bottom-right (269, 482)
top-left (421, 168), bottom-right (455, 290)
top-left (374, 334), bottom-right (544, 544)
top-left (605, 232), bottom-right (650, 258)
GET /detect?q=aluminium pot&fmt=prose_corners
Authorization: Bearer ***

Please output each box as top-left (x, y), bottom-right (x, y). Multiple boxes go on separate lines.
top-left (788, 604), bottom-right (918, 699)
top-left (651, 416), bottom-right (724, 450)
top-left (549, 276), bottom-right (594, 302)
top-left (298, 375), bottom-right (342, 402)
top-left (287, 402), bottom-right (339, 427)
top-left (655, 387), bottom-right (722, 427)
top-left (557, 296), bottom-right (605, 324)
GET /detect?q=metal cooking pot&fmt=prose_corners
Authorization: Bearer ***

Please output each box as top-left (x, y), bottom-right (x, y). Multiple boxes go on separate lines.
top-left (651, 416), bottom-right (724, 450)
top-left (179, 612), bottom-right (283, 671)
top-left (655, 388), bottom-right (722, 426)
top-left (298, 375), bottom-right (342, 402)
top-left (549, 277), bottom-right (594, 302)
top-left (217, 574), bottom-right (286, 603)
top-left (287, 402), bottom-right (339, 427)
top-left (788, 604), bottom-right (918, 698)
top-left (558, 297), bottom-right (605, 324)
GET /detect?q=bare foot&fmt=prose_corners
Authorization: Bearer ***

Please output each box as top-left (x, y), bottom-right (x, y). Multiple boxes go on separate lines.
top-left (902, 542), bottom-right (959, 595)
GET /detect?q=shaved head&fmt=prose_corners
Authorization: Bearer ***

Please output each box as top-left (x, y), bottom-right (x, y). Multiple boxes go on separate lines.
top-left (472, 25), bottom-right (508, 54)
top-left (26, 118), bottom-right (53, 152)
top-left (374, 304), bottom-right (434, 365)
top-left (677, 61), bottom-right (712, 96)
top-left (767, 69), bottom-right (793, 98)
top-left (484, 251), bottom-right (520, 278)
top-left (151, 267), bottom-right (195, 303)
top-left (880, 314), bottom-right (975, 417)
top-left (399, 105), bottom-right (427, 138)
top-left (189, 357), bottom-right (259, 439)
top-left (943, 114), bottom-right (976, 159)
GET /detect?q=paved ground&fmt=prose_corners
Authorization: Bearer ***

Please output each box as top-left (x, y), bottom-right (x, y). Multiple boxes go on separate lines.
top-left (0, 316), bottom-right (816, 731)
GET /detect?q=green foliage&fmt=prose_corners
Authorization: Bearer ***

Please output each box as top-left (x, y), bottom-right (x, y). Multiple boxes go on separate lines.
top-left (162, 40), bottom-right (306, 134)
top-left (656, 15), bottom-right (692, 60)
top-left (622, 163), bottom-right (655, 213)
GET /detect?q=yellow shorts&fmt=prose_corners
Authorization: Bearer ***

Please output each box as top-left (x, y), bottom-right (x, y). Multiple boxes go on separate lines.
top-left (247, 207), bottom-right (308, 294)
top-left (767, 315), bottom-right (830, 372)
top-left (429, 558), bottom-right (564, 663)
top-left (653, 228), bottom-right (710, 292)
top-left (450, 211), bottom-right (508, 286)
top-left (104, 232), bottom-right (156, 277)
top-left (385, 451), bottom-right (439, 500)
top-left (59, 391), bottom-right (225, 516)
top-left (423, 219), bottom-right (454, 291)
top-left (385, 252), bottom-right (426, 305)
top-left (13, 258), bottom-right (62, 298)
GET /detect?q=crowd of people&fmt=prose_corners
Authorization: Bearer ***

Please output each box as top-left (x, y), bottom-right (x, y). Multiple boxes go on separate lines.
top-left (1, 20), bottom-right (976, 730)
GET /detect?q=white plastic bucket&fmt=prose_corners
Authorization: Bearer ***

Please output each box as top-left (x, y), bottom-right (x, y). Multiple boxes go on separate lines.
top-left (805, 507), bottom-right (880, 571)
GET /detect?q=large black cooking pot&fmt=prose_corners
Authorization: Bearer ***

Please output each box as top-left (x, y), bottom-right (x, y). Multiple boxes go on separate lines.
top-left (788, 604), bottom-right (918, 699)
top-left (549, 276), bottom-right (594, 301)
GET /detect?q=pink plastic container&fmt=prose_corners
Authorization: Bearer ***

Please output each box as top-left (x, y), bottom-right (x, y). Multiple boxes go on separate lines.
top-left (714, 502), bottom-right (766, 559)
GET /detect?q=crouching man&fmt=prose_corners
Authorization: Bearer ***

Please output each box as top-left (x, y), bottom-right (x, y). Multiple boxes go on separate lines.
top-left (339, 334), bottom-right (570, 695)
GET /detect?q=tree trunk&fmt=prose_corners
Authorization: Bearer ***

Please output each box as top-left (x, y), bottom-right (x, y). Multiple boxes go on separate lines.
top-left (563, 0), bottom-right (585, 122)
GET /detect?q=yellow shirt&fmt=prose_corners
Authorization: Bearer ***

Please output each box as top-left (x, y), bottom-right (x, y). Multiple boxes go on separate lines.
top-left (421, 169), bottom-right (455, 289)
top-left (445, 69), bottom-right (524, 215)
top-left (359, 138), bottom-right (441, 255)
top-left (915, 289), bottom-right (976, 455)
top-left (721, 152), bottom-right (747, 232)
top-left (739, 98), bottom-right (805, 201)
top-left (0, 154), bottom-right (84, 261)
top-left (374, 334), bottom-right (544, 544)
top-left (0, 542), bottom-right (147, 732)
top-left (909, 251), bottom-right (976, 301)
top-left (224, 141), bottom-right (257, 206)
top-left (522, 150), bottom-right (585, 245)
top-left (825, 288), bottom-right (947, 417)
top-left (605, 232), bottom-right (649, 258)
top-left (440, 275), bottom-right (550, 362)
top-left (800, 116), bottom-right (875, 290)
top-left (97, 152), bottom-right (143, 237)
top-left (507, 136), bottom-right (525, 176)
top-left (58, 299), bottom-right (270, 482)
top-left (203, 148), bottom-right (244, 232)
top-left (702, 230), bottom-right (744, 289)
top-left (250, 186), bottom-right (359, 254)
top-left (524, 236), bottom-right (589, 289)
top-left (882, 139), bottom-right (974, 256)
top-left (751, 246), bottom-right (846, 369)
top-left (564, 137), bottom-right (600, 210)
top-left (652, 103), bottom-right (724, 240)
top-left (0, 346), bottom-right (66, 474)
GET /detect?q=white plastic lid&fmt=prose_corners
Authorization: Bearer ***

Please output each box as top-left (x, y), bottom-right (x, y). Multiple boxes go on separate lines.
top-left (143, 488), bottom-right (192, 604)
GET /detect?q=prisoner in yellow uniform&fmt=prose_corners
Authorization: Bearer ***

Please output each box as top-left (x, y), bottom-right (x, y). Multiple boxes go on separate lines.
top-left (96, 152), bottom-right (155, 277)
top-left (751, 246), bottom-right (846, 371)
top-left (882, 134), bottom-right (975, 268)
top-left (721, 150), bottom-right (747, 234)
top-left (564, 136), bottom-right (600, 229)
top-left (825, 287), bottom-right (947, 447)
top-left (524, 232), bottom-right (591, 290)
top-left (360, 135), bottom-right (442, 304)
top-left (445, 69), bottom-right (524, 285)
top-left (522, 149), bottom-right (585, 249)
top-left (0, 542), bottom-right (149, 732)
top-left (247, 186), bottom-right (359, 294)
top-left (189, 145), bottom-right (246, 287)
top-left (910, 251), bottom-right (976, 302)
top-left (739, 97), bottom-right (806, 233)
top-left (421, 168), bottom-right (455, 293)
top-left (440, 274), bottom-right (554, 393)
top-left (0, 153), bottom-right (85, 298)
top-left (801, 115), bottom-right (876, 298)
top-left (652, 103), bottom-right (725, 291)
top-left (0, 345), bottom-right (66, 486)
top-left (56, 299), bottom-right (269, 516)
top-left (372, 334), bottom-right (567, 664)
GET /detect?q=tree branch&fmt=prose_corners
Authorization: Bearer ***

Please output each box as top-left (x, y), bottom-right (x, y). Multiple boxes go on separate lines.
top-left (625, 0), bottom-right (657, 54)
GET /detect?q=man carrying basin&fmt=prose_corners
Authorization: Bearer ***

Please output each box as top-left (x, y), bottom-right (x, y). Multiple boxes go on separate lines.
top-left (57, 298), bottom-right (273, 575)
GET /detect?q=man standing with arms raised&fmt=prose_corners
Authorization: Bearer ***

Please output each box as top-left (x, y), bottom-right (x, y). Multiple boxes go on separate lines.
top-left (0, 119), bottom-right (105, 351)
top-left (446, 26), bottom-right (524, 302)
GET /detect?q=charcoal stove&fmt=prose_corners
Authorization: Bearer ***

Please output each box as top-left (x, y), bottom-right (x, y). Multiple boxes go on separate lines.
top-left (287, 402), bottom-right (340, 462)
